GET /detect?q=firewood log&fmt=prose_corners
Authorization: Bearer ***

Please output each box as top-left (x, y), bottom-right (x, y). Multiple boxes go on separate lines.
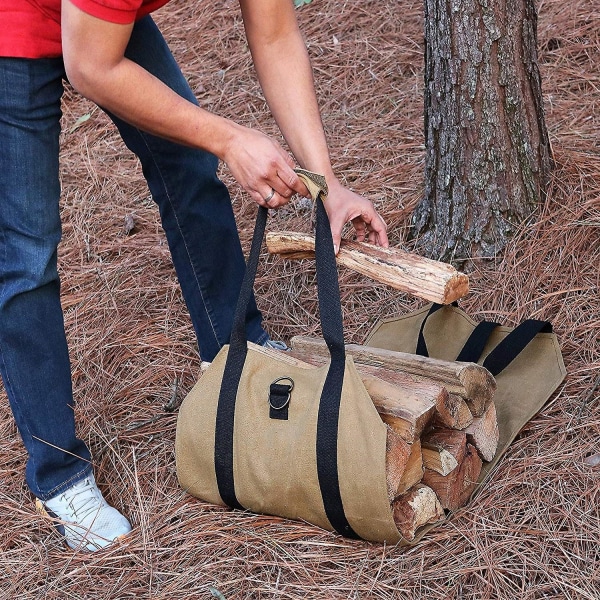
top-left (288, 349), bottom-right (469, 430)
top-left (430, 393), bottom-right (474, 429)
top-left (421, 443), bottom-right (482, 510)
top-left (266, 232), bottom-right (469, 304)
top-left (351, 364), bottom-right (473, 430)
top-left (464, 401), bottom-right (499, 462)
top-left (385, 427), bottom-right (412, 502)
top-left (421, 430), bottom-right (467, 475)
top-left (392, 484), bottom-right (445, 541)
top-left (290, 336), bottom-right (497, 407)
top-left (396, 439), bottom-right (424, 496)
top-left (287, 349), bottom-right (437, 442)
top-left (360, 375), bottom-right (436, 442)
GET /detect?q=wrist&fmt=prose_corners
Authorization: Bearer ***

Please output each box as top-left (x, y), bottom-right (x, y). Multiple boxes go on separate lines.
top-left (205, 116), bottom-right (241, 162)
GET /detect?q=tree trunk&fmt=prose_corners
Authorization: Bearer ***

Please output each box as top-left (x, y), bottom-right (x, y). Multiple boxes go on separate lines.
top-left (411, 0), bottom-right (553, 262)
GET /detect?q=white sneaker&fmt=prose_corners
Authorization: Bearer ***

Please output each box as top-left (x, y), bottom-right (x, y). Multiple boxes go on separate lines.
top-left (262, 339), bottom-right (289, 351)
top-left (36, 474), bottom-right (132, 551)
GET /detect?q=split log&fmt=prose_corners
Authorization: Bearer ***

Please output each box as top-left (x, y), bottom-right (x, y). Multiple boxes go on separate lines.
top-left (290, 336), bottom-right (496, 407)
top-left (392, 484), bottom-right (445, 541)
top-left (422, 445), bottom-right (458, 476)
top-left (397, 440), bottom-right (424, 496)
top-left (437, 393), bottom-right (474, 429)
top-left (385, 427), bottom-right (412, 502)
top-left (463, 394), bottom-right (489, 418)
top-left (464, 401), bottom-right (499, 462)
top-left (430, 393), bottom-right (474, 429)
top-left (359, 375), bottom-right (436, 442)
top-left (421, 429), bottom-right (468, 475)
top-left (422, 443), bottom-right (482, 510)
top-left (288, 349), bottom-right (437, 442)
top-left (265, 232), bottom-right (470, 304)
top-left (353, 364), bottom-right (473, 430)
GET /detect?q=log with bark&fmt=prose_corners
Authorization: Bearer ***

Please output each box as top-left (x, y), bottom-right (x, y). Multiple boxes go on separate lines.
top-left (290, 335), bottom-right (496, 411)
top-left (391, 484), bottom-right (445, 541)
top-left (265, 232), bottom-right (469, 304)
top-left (422, 442), bottom-right (483, 510)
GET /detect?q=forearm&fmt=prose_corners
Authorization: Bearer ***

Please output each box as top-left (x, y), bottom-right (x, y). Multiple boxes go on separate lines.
top-left (70, 58), bottom-right (239, 158)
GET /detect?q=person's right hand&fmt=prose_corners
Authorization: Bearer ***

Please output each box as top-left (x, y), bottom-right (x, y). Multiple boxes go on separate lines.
top-left (221, 124), bottom-right (309, 208)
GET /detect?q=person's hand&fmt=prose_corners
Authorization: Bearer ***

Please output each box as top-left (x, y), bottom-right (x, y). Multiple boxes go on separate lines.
top-left (221, 124), bottom-right (309, 208)
top-left (323, 178), bottom-right (389, 254)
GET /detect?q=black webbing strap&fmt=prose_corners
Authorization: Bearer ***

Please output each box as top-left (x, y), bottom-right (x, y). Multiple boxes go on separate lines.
top-left (214, 205), bottom-right (268, 511)
top-left (455, 321), bottom-right (500, 363)
top-left (415, 303), bottom-right (552, 377)
top-left (482, 319), bottom-right (552, 376)
top-left (214, 192), bottom-right (358, 539)
top-left (269, 381), bottom-right (292, 421)
top-left (415, 302), bottom-right (454, 357)
top-left (314, 195), bottom-right (359, 540)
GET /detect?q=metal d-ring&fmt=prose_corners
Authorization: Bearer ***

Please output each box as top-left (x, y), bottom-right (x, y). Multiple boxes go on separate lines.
top-left (268, 377), bottom-right (295, 411)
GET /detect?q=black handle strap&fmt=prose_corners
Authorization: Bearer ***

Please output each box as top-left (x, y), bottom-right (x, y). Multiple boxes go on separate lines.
top-left (214, 175), bottom-right (358, 539)
top-left (482, 319), bottom-right (552, 376)
top-left (214, 206), bottom-right (267, 511)
top-left (415, 302), bottom-right (455, 357)
top-left (416, 302), bottom-right (552, 377)
top-left (455, 321), bottom-right (501, 363)
top-left (313, 194), bottom-right (359, 539)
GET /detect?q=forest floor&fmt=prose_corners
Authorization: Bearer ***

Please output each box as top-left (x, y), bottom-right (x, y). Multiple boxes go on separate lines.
top-left (1, 0), bottom-right (598, 598)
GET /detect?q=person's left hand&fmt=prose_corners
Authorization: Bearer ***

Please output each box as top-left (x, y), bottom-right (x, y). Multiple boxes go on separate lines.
top-left (322, 178), bottom-right (389, 254)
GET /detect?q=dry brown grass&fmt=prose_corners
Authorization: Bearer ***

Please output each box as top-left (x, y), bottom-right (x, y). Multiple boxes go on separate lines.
top-left (1, 0), bottom-right (599, 598)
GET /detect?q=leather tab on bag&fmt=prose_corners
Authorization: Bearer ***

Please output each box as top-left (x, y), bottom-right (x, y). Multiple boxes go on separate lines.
top-left (294, 168), bottom-right (328, 201)
top-left (269, 378), bottom-right (294, 420)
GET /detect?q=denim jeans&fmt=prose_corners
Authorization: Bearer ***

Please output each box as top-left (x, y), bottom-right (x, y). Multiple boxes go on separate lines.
top-left (0, 16), bottom-right (267, 500)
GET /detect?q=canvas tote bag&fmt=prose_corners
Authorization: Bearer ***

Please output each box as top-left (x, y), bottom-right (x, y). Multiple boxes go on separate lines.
top-left (176, 171), bottom-right (402, 543)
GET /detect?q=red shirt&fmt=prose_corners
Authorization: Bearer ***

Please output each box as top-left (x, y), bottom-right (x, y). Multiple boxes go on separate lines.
top-left (1, 0), bottom-right (170, 58)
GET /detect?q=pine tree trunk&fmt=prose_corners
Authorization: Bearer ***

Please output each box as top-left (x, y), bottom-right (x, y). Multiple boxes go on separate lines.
top-left (411, 0), bottom-right (553, 262)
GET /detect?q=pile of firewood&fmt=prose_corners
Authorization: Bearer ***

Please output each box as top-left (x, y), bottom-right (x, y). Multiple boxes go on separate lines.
top-left (264, 231), bottom-right (498, 540)
top-left (283, 336), bottom-right (499, 541)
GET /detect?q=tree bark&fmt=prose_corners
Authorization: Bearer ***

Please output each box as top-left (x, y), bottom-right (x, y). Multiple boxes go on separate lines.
top-left (411, 0), bottom-right (553, 262)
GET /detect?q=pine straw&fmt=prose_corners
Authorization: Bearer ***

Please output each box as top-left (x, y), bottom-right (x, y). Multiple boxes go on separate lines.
top-left (1, 0), bottom-right (599, 597)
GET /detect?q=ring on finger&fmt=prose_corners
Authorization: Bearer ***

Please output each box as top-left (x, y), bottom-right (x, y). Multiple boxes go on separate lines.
top-left (263, 188), bottom-right (275, 203)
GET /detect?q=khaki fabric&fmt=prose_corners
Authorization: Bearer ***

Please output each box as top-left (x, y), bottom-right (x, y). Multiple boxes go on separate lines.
top-left (175, 344), bottom-right (402, 543)
top-left (366, 303), bottom-right (567, 486)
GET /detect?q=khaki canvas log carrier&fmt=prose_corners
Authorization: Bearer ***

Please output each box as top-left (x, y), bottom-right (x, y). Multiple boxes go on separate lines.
top-left (176, 170), bottom-right (566, 544)
top-left (176, 171), bottom-right (403, 543)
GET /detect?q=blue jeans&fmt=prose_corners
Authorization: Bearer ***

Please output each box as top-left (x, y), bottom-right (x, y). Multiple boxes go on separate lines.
top-left (0, 16), bottom-right (267, 500)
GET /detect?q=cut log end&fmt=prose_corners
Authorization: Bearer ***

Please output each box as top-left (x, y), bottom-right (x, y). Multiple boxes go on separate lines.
top-left (392, 484), bottom-right (445, 541)
top-left (422, 443), bottom-right (483, 510)
top-left (435, 393), bottom-right (474, 430)
top-left (464, 402), bottom-right (499, 462)
top-left (385, 427), bottom-right (412, 502)
top-left (396, 440), bottom-right (424, 496)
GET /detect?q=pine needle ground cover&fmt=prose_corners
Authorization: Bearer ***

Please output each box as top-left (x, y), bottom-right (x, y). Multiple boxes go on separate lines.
top-left (1, 0), bottom-right (598, 598)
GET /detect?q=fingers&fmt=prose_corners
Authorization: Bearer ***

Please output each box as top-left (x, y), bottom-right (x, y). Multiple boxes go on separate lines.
top-left (253, 151), bottom-right (311, 209)
top-left (224, 128), bottom-right (310, 209)
top-left (255, 164), bottom-right (310, 209)
top-left (356, 210), bottom-right (388, 247)
top-left (327, 194), bottom-right (389, 252)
